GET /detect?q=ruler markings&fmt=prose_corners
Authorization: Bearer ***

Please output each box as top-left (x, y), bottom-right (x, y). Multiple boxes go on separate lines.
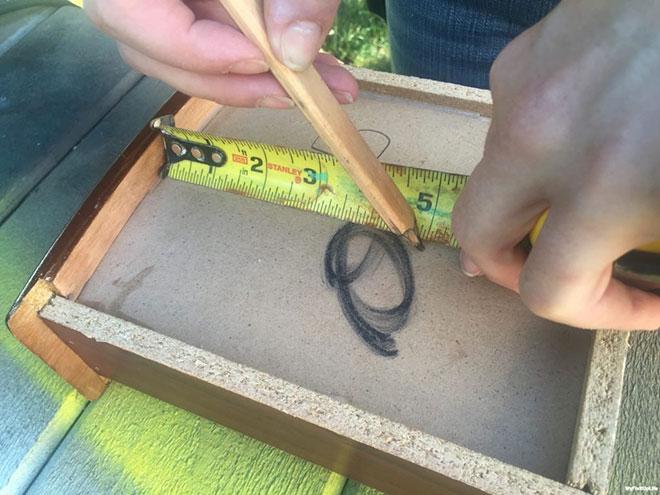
top-left (160, 126), bottom-right (463, 246)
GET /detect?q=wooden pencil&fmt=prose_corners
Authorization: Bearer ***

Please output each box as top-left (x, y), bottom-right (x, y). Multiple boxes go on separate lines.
top-left (218, 0), bottom-right (421, 247)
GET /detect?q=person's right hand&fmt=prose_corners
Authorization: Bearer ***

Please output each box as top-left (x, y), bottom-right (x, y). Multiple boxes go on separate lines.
top-left (451, 0), bottom-right (660, 331)
top-left (85, 0), bottom-right (358, 108)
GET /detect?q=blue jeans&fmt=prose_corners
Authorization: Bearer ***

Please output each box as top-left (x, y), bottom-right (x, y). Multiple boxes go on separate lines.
top-left (386, 0), bottom-right (560, 88)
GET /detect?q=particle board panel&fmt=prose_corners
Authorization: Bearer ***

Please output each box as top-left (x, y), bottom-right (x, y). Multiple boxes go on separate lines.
top-left (201, 86), bottom-right (489, 176)
top-left (77, 178), bottom-right (590, 481)
top-left (41, 296), bottom-right (580, 495)
top-left (566, 331), bottom-right (630, 494)
top-left (9, 68), bottom-right (634, 495)
top-left (77, 88), bottom-right (591, 481)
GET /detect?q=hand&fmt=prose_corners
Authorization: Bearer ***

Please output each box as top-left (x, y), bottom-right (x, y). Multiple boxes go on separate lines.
top-left (452, 0), bottom-right (660, 330)
top-left (84, 0), bottom-right (357, 108)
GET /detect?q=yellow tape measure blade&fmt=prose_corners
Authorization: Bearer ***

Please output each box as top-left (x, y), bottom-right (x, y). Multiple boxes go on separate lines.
top-left (159, 125), bottom-right (466, 247)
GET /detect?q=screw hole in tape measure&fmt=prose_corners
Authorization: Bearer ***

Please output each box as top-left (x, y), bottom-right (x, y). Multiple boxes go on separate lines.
top-left (151, 116), bottom-right (659, 291)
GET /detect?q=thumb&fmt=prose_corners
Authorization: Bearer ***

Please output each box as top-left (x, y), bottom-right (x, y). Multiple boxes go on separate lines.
top-left (265, 0), bottom-right (340, 71)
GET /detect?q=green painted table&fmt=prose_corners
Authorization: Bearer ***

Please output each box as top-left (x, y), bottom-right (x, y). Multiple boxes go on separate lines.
top-left (0, 4), bottom-right (656, 495)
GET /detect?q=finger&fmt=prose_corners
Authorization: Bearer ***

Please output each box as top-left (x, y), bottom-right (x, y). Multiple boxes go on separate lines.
top-left (265, 0), bottom-right (341, 71)
top-left (316, 52), bottom-right (343, 66)
top-left (85, 0), bottom-right (266, 75)
top-left (452, 154), bottom-right (548, 292)
top-left (316, 55), bottom-right (358, 103)
top-left (185, 0), bottom-right (235, 25)
top-left (119, 44), bottom-right (357, 107)
top-left (519, 208), bottom-right (660, 330)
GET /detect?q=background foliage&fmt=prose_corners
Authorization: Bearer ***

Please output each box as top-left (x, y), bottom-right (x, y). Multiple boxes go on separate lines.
top-left (323, 0), bottom-right (391, 71)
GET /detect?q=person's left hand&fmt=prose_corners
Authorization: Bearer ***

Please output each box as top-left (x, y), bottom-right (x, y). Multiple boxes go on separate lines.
top-left (84, 0), bottom-right (357, 108)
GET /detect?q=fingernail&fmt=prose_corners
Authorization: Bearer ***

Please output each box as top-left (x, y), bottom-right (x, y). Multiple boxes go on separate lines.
top-left (281, 21), bottom-right (321, 71)
top-left (459, 250), bottom-right (483, 278)
top-left (333, 90), bottom-right (354, 104)
top-left (228, 59), bottom-right (269, 74)
top-left (256, 95), bottom-right (295, 109)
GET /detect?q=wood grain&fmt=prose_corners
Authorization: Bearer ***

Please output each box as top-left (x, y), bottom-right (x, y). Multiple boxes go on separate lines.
top-left (27, 382), bottom-right (337, 495)
top-left (218, 0), bottom-right (418, 241)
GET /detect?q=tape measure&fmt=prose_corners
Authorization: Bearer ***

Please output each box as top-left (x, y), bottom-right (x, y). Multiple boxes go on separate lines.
top-left (152, 118), bottom-right (659, 291)
top-left (153, 118), bottom-right (465, 248)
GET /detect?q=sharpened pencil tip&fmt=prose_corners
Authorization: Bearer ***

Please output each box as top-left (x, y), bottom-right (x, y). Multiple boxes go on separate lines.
top-left (402, 229), bottom-right (424, 251)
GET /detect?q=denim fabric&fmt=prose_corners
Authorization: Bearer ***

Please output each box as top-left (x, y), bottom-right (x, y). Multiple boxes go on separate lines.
top-left (386, 0), bottom-right (560, 88)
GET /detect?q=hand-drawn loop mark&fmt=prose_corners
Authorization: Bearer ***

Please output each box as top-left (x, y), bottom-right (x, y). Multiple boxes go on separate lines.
top-left (324, 223), bottom-right (414, 357)
top-left (311, 129), bottom-right (391, 158)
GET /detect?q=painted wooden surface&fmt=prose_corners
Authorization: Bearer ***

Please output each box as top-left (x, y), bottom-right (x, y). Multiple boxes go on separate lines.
top-left (0, 4), bottom-right (171, 490)
top-left (27, 383), bottom-right (344, 495)
top-left (0, 4), bottom-right (141, 224)
top-left (609, 332), bottom-right (660, 494)
top-left (0, 4), bottom-right (125, 487)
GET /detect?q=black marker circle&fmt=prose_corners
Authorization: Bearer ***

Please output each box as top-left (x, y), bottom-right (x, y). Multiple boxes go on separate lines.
top-left (324, 223), bottom-right (414, 357)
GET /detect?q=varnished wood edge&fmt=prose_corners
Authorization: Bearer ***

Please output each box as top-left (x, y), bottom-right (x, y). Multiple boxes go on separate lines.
top-left (566, 330), bottom-right (630, 494)
top-left (6, 92), bottom-right (192, 320)
top-left (5, 93), bottom-right (217, 398)
top-left (41, 296), bottom-right (583, 495)
top-left (6, 280), bottom-right (108, 399)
